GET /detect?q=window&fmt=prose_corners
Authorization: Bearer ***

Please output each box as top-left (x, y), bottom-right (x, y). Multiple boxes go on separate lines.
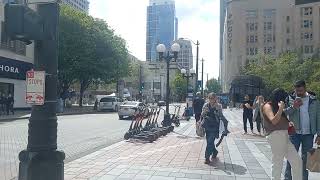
top-left (263, 9), bottom-right (276, 18)
top-left (264, 22), bottom-right (273, 31)
top-left (302, 33), bottom-right (313, 41)
top-left (248, 47), bottom-right (258, 55)
top-left (303, 20), bottom-right (313, 28)
top-left (264, 46), bottom-right (274, 54)
top-left (246, 10), bottom-right (258, 18)
top-left (303, 7), bottom-right (312, 16)
top-left (287, 39), bottom-right (290, 45)
top-left (247, 23), bottom-right (258, 31)
top-left (286, 16), bottom-right (290, 22)
top-left (264, 34), bottom-right (272, 43)
top-left (304, 45), bottom-right (314, 54)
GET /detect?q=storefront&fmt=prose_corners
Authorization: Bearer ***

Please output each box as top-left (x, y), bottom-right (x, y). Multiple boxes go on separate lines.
top-left (0, 56), bottom-right (33, 109)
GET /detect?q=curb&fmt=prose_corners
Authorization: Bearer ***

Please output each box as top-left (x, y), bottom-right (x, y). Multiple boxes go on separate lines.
top-left (0, 110), bottom-right (100, 122)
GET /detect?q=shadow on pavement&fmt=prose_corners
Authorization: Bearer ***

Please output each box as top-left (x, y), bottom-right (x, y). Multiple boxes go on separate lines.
top-left (210, 157), bottom-right (247, 175)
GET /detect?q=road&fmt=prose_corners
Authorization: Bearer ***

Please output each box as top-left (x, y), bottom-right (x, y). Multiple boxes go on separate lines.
top-left (0, 112), bottom-right (133, 180)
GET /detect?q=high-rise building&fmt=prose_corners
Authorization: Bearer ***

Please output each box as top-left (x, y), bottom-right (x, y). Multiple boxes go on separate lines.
top-left (146, 0), bottom-right (178, 62)
top-left (221, 0), bottom-right (320, 92)
top-left (219, 0), bottom-right (228, 85)
top-left (174, 38), bottom-right (193, 70)
top-left (61, 0), bottom-right (89, 13)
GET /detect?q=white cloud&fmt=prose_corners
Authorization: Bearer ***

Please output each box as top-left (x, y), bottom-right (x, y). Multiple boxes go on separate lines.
top-left (89, 0), bottom-right (220, 80)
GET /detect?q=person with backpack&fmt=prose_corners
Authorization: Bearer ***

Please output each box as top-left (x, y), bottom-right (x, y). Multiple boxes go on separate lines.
top-left (193, 92), bottom-right (205, 122)
top-left (201, 93), bottom-right (229, 164)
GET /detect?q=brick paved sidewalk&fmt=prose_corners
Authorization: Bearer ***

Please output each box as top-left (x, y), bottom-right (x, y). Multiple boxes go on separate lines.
top-left (64, 109), bottom-right (320, 180)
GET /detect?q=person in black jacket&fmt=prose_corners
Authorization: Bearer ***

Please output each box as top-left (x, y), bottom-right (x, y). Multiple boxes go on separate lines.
top-left (201, 93), bottom-right (229, 164)
top-left (6, 94), bottom-right (14, 115)
top-left (193, 92), bottom-right (205, 122)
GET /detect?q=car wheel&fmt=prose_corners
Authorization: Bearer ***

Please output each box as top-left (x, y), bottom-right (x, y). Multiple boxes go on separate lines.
top-left (119, 115), bottom-right (123, 120)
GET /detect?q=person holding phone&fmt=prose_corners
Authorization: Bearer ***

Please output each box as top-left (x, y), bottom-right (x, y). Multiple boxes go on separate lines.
top-left (241, 95), bottom-right (254, 134)
top-left (262, 88), bottom-right (302, 180)
top-left (284, 80), bottom-right (320, 180)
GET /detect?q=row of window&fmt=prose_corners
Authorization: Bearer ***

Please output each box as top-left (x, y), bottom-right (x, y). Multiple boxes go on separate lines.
top-left (246, 9), bottom-right (276, 19)
top-left (246, 45), bottom-right (315, 56)
top-left (246, 34), bottom-right (276, 44)
top-left (246, 22), bottom-right (274, 32)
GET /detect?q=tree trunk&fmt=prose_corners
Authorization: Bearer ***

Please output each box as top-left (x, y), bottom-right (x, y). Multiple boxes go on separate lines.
top-left (79, 79), bottom-right (91, 107)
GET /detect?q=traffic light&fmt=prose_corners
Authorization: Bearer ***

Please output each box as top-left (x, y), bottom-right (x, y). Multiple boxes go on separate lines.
top-left (4, 4), bottom-right (45, 44)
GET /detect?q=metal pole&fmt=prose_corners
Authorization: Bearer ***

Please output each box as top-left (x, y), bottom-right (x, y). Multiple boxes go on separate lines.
top-left (18, 3), bottom-right (65, 180)
top-left (163, 52), bottom-right (171, 126)
top-left (195, 40), bottom-right (199, 93)
top-left (201, 58), bottom-right (204, 96)
top-left (186, 74), bottom-right (189, 108)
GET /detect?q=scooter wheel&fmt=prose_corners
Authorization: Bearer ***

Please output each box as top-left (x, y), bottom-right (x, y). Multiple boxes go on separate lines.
top-left (124, 132), bottom-right (131, 140)
top-left (175, 122), bottom-right (180, 127)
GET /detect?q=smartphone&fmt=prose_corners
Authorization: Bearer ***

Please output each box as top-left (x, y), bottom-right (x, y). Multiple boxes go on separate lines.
top-left (295, 97), bottom-right (303, 105)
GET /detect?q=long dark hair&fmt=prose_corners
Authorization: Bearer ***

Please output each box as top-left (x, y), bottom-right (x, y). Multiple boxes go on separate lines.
top-left (268, 88), bottom-right (288, 117)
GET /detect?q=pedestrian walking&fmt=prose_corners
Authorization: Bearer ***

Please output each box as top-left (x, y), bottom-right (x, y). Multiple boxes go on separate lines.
top-left (253, 95), bottom-right (265, 136)
top-left (201, 93), bottom-right (229, 164)
top-left (193, 92), bottom-right (205, 122)
top-left (6, 94), bottom-right (14, 115)
top-left (284, 80), bottom-right (320, 180)
top-left (241, 95), bottom-right (254, 134)
top-left (0, 93), bottom-right (4, 115)
top-left (262, 88), bottom-right (302, 180)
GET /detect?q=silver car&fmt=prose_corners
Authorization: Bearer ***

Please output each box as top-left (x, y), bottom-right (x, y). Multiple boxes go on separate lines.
top-left (98, 97), bottom-right (121, 112)
top-left (118, 101), bottom-right (147, 119)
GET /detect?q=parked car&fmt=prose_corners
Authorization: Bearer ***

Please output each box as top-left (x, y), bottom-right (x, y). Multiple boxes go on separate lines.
top-left (118, 101), bottom-right (148, 120)
top-left (98, 96), bottom-right (122, 112)
top-left (157, 101), bottom-right (166, 106)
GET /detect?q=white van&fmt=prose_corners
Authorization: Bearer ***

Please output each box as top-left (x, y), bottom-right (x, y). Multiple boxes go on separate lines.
top-left (98, 96), bottom-right (122, 112)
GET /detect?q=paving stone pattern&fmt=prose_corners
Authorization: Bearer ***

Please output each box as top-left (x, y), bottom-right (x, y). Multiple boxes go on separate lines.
top-left (64, 109), bottom-right (320, 180)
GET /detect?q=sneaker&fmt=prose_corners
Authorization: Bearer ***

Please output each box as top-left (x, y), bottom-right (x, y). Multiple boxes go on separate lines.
top-left (251, 130), bottom-right (254, 134)
top-left (243, 132), bottom-right (247, 135)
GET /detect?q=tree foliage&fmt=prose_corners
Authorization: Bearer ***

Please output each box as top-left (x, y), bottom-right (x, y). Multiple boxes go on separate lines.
top-left (242, 53), bottom-right (320, 95)
top-left (58, 5), bottom-right (129, 106)
top-left (206, 78), bottom-right (221, 93)
top-left (171, 73), bottom-right (187, 102)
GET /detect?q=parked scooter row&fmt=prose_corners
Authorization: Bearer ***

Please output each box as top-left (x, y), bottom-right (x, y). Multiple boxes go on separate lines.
top-left (124, 106), bottom-right (174, 143)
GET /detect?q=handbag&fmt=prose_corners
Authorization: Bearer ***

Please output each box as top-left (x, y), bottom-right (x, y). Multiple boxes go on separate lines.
top-left (307, 146), bottom-right (320, 172)
top-left (196, 117), bottom-right (205, 137)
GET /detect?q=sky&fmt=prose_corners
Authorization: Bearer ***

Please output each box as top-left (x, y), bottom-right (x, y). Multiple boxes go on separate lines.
top-left (89, 0), bottom-right (220, 81)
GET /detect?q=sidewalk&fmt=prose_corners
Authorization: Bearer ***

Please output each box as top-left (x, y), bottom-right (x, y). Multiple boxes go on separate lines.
top-left (0, 105), bottom-right (96, 121)
top-left (65, 109), bottom-right (319, 180)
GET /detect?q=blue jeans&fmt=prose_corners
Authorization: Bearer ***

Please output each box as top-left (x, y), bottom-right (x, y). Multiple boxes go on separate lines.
top-left (205, 131), bottom-right (218, 160)
top-left (284, 134), bottom-right (314, 180)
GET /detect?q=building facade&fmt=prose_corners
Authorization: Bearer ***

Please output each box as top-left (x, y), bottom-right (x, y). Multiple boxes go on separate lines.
top-left (61, 0), bottom-right (89, 13)
top-left (0, 1), bottom-right (34, 108)
top-left (221, 0), bottom-right (320, 92)
top-left (174, 38), bottom-right (193, 70)
top-left (146, 0), bottom-right (178, 62)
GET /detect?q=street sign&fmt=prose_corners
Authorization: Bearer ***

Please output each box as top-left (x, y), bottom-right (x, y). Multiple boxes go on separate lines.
top-left (26, 70), bottom-right (45, 105)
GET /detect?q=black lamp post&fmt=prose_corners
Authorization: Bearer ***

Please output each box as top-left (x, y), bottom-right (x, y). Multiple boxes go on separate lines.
top-left (181, 68), bottom-right (195, 108)
top-left (4, 2), bottom-right (65, 180)
top-left (156, 43), bottom-right (180, 127)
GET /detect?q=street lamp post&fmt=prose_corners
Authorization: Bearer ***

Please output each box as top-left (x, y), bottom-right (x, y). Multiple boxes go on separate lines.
top-left (156, 43), bottom-right (180, 127)
top-left (181, 68), bottom-right (196, 107)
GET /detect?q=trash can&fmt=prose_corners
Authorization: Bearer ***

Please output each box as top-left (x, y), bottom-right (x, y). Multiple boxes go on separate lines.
top-left (56, 98), bottom-right (64, 113)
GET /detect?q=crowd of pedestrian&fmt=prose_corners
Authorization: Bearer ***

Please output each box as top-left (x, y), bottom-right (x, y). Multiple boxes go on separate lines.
top-left (193, 80), bottom-right (320, 180)
top-left (0, 93), bottom-right (14, 115)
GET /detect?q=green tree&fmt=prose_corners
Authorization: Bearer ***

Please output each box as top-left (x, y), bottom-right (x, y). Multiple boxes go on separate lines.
top-left (243, 52), bottom-right (320, 96)
top-left (206, 78), bottom-right (222, 93)
top-left (58, 5), bottom-right (129, 106)
top-left (171, 73), bottom-right (187, 102)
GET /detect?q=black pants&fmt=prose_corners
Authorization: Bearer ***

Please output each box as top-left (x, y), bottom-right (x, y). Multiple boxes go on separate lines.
top-left (195, 113), bottom-right (201, 122)
top-left (6, 104), bottom-right (14, 115)
top-left (243, 113), bottom-right (253, 133)
top-left (256, 113), bottom-right (262, 133)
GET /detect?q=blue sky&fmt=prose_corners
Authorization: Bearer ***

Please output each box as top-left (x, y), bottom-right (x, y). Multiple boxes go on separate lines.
top-left (89, 0), bottom-right (220, 80)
